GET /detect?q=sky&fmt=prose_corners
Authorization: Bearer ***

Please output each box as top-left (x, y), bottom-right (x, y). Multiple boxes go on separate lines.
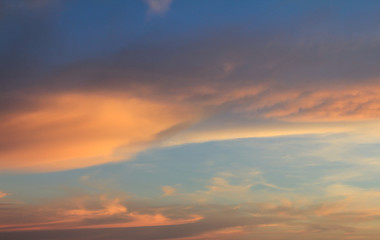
top-left (2, 0), bottom-right (380, 239)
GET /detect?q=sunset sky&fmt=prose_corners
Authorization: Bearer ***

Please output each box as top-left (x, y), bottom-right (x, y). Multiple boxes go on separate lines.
top-left (2, 0), bottom-right (380, 239)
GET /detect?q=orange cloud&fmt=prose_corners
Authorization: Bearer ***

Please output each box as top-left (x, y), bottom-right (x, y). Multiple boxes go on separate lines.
top-left (175, 226), bottom-right (247, 240)
top-left (1, 191), bottom-right (378, 239)
top-left (261, 87), bottom-right (380, 122)
top-left (3, 83), bottom-right (380, 172)
top-left (0, 194), bottom-right (202, 232)
top-left (0, 92), bottom-right (199, 172)
top-left (63, 195), bottom-right (127, 218)
top-left (160, 84), bottom-right (380, 146)
top-left (0, 191), bottom-right (8, 198)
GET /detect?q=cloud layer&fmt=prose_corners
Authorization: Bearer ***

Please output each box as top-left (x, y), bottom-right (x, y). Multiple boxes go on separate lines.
top-left (3, 2), bottom-right (380, 239)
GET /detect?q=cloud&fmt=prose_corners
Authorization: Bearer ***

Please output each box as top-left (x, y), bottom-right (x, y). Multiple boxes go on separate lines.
top-left (0, 192), bottom-right (8, 199)
top-left (5, 78), bottom-right (380, 172)
top-left (1, 179), bottom-right (380, 239)
top-left (176, 170), bottom-right (292, 204)
top-left (3, 6), bottom-right (380, 172)
top-left (0, 194), bottom-right (202, 233)
top-left (161, 186), bottom-right (176, 196)
top-left (3, 77), bottom-right (380, 172)
top-left (0, 193), bottom-right (375, 240)
top-left (0, 92), bottom-right (200, 172)
top-left (144, 0), bottom-right (172, 15)
top-left (3, 2), bottom-right (380, 240)
top-left (63, 195), bottom-right (127, 218)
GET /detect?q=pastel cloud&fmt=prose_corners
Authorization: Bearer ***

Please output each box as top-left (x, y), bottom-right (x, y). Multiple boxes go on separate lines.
top-left (161, 186), bottom-right (176, 196)
top-left (171, 169), bottom-right (294, 205)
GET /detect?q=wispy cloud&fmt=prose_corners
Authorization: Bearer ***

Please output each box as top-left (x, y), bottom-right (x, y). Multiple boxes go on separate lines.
top-left (1, 191), bottom-right (376, 240)
top-left (161, 185), bottom-right (176, 196)
top-left (144, 0), bottom-right (173, 15)
top-left (0, 194), bottom-right (202, 233)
